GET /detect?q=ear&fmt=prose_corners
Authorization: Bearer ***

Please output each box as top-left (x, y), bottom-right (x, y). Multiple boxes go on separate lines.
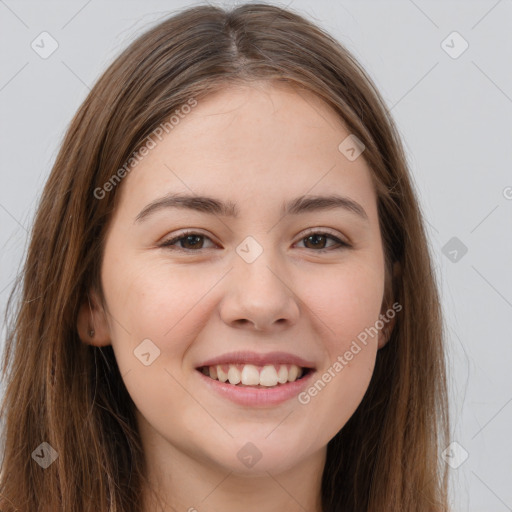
top-left (377, 261), bottom-right (401, 349)
top-left (77, 289), bottom-right (111, 347)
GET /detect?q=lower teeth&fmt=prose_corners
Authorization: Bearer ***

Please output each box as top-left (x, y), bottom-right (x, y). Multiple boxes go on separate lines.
top-left (211, 376), bottom-right (306, 387)
top-left (234, 382), bottom-right (282, 388)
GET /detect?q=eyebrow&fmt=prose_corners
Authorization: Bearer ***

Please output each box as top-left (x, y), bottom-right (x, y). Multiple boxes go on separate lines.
top-left (134, 192), bottom-right (369, 223)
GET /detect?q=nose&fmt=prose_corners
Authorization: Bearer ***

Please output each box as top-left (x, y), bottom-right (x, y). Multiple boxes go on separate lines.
top-left (218, 250), bottom-right (301, 332)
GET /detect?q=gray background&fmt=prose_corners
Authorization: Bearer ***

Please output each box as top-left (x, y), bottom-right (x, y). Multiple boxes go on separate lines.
top-left (1, 1), bottom-right (511, 510)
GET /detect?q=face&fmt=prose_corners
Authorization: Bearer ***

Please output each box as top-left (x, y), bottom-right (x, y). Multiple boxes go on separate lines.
top-left (82, 83), bottom-right (391, 478)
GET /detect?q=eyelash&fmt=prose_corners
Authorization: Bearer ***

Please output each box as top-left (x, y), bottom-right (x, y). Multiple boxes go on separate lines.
top-left (158, 229), bottom-right (350, 253)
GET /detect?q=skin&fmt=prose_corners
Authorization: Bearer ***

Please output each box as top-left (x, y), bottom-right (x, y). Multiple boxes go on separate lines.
top-left (78, 82), bottom-right (395, 512)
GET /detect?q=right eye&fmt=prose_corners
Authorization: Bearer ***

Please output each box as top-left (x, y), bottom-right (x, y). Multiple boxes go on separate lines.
top-left (159, 231), bottom-right (217, 252)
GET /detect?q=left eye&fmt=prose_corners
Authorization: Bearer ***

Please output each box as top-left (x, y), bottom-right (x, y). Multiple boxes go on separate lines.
top-left (159, 231), bottom-right (349, 252)
top-left (295, 232), bottom-right (348, 251)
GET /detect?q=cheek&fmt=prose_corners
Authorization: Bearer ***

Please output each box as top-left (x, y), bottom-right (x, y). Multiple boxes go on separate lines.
top-left (300, 259), bottom-right (385, 350)
top-left (292, 261), bottom-right (384, 437)
top-left (101, 256), bottom-right (218, 365)
top-left (100, 258), bottom-right (216, 431)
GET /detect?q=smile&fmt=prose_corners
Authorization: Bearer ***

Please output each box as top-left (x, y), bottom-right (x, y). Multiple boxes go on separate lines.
top-left (197, 363), bottom-right (311, 388)
top-left (195, 351), bottom-right (317, 406)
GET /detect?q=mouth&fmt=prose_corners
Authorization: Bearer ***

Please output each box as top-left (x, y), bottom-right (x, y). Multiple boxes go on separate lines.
top-left (196, 363), bottom-right (313, 388)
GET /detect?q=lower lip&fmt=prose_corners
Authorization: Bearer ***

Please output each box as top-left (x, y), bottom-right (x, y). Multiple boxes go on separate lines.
top-left (196, 369), bottom-right (315, 407)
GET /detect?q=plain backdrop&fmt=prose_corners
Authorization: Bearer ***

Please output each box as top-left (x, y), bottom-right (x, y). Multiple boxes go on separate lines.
top-left (1, 1), bottom-right (511, 510)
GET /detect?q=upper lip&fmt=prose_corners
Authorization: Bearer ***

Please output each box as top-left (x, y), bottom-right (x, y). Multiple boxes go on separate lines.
top-left (196, 351), bottom-right (316, 369)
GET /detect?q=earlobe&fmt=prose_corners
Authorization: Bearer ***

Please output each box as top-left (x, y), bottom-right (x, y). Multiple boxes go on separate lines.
top-left (377, 314), bottom-right (396, 349)
top-left (77, 290), bottom-right (111, 347)
top-left (377, 261), bottom-right (401, 349)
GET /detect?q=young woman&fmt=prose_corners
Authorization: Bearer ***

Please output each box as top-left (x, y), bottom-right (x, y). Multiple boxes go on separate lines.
top-left (0, 3), bottom-right (450, 511)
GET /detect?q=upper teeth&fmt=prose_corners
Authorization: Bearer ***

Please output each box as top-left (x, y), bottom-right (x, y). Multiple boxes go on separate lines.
top-left (202, 364), bottom-right (304, 387)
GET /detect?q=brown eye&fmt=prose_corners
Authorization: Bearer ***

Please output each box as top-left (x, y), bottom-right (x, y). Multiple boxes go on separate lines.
top-left (303, 234), bottom-right (328, 250)
top-left (159, 230), bottom-right (349, 254)
top-left (159, 232), bottom-right (216, 251)
top-left (178, 234), bottom-right (204, 250)
top-left (296, 232), bottom-right (349, 252)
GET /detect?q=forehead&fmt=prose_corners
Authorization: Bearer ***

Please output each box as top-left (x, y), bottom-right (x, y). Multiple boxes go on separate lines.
top-left (114, 83), bottom-right (377, 220)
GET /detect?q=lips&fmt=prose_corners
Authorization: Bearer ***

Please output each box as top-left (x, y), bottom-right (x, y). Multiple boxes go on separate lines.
top-left (196, 350), bottom-right (316, 369)
top-left (196, 364), bottom-right (316, 407)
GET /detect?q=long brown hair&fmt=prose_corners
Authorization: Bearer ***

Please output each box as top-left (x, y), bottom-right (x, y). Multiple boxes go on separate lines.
top-left (0, 3), bottom-right (449, 511)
